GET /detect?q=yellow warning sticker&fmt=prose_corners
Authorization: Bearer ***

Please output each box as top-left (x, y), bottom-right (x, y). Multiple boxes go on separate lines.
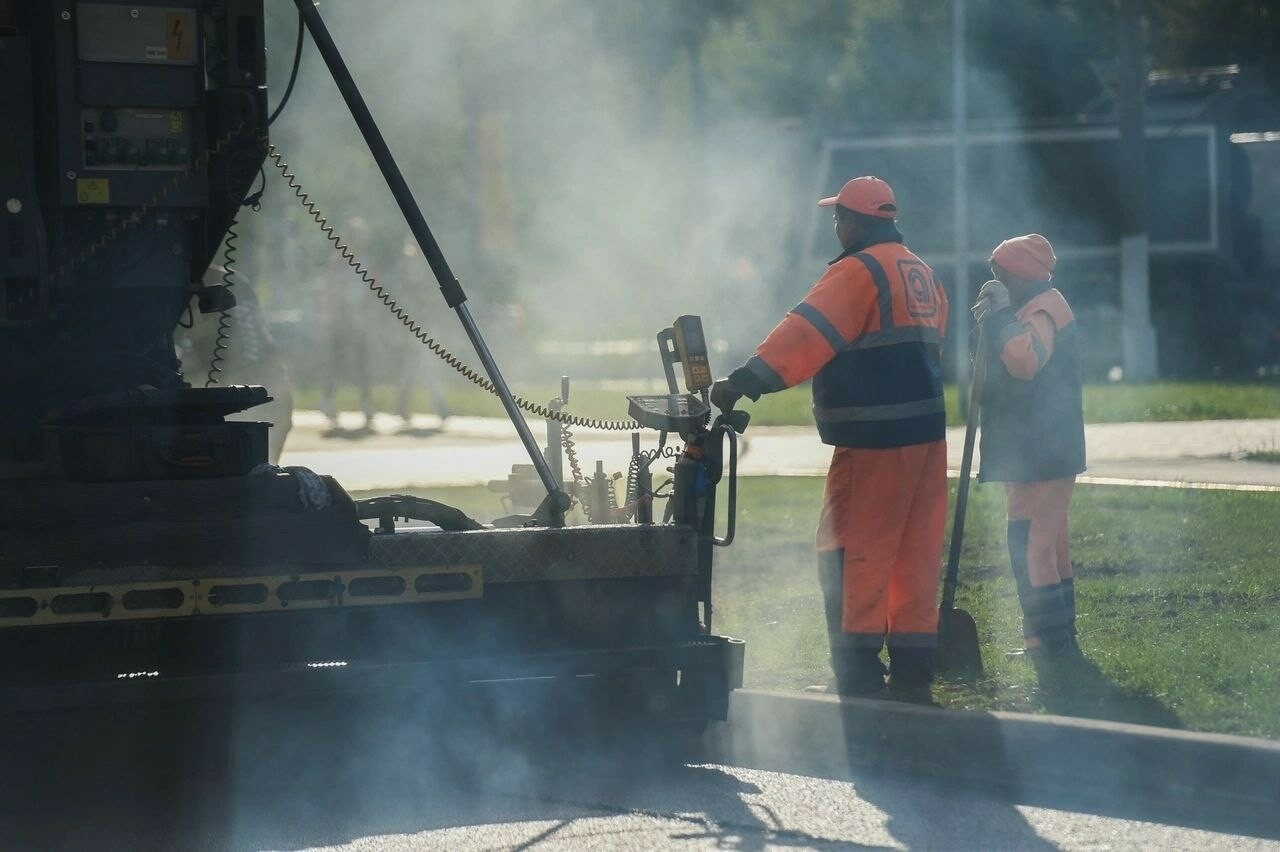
top-left (76, 178), bottom-right (110, 205)
top-left (166, 12), bottom-right (191, 61)
top-left (169, 111), bottom-right (184, 134)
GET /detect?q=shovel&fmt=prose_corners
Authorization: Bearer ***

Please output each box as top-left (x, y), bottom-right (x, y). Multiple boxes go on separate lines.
top-left (937, 319), bottom-right (988, 678)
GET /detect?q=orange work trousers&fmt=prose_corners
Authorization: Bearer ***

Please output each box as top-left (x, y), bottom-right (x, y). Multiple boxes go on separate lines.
top-left (1005, 477), bottom-right (1076, 647)
top-left (816, 440), bottom-right (948, 649)
top-left (1005, 478), bottom-right (1075, 586)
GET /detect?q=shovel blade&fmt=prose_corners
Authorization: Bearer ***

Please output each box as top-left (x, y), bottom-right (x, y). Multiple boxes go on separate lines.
top-left (937, 606), bottom-right (984, 678)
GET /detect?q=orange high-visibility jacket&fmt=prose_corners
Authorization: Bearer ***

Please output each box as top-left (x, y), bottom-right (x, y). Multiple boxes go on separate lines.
top-left (978, 285), bottom-right (1086, 482)
top-left (729, 240), bottom-right (949, 448)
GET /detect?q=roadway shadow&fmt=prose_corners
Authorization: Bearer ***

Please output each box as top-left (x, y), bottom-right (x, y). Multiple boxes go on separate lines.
top-left (319, 423), bottom-right (446, 441)
top-left (847, 771), bottom-right (1059, 851)
top-left (395, 424), bottom-right (446, 438)
top-left (818, 689), bottom-right (1280, 845)
top-left (0, 692), bottom-right (885, 851)
top-left (835, 702), bottom-right (1059, 851)
top-left (1031, 653), bottom-right (1183, 730)
top-left (320, 425), bottom-right (376, 440)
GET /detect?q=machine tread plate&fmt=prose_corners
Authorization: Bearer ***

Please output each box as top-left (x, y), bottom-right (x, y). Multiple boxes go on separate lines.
top-left (369, 524), bottom-right (699, 583)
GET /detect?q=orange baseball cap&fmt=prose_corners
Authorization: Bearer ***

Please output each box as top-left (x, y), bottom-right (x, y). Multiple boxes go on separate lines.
top-left (990, 234), bottom-right (1057, 281)
top-left (818, 176), bottom-right (898, 219)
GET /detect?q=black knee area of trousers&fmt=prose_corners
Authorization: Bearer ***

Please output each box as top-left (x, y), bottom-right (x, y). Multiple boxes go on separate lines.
top-left (1061, 577), bottom-right (1077, 635)
top-left (888, 646), bottom-right (935, 688)
top-left (1007, 520), bottom-right (1033, 597)
top-left (818, 551), bottom-right (886, 694)
top-left (818, 549), bottom-right (845, 638)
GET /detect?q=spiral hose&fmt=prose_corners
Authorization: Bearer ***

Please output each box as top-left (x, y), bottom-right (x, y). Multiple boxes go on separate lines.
top-left (560, 424), bottom-right (587, 489)
top-left (624, 444), bottom-right (681, 514)
top-left (204, 214), bottom-right (238, 386)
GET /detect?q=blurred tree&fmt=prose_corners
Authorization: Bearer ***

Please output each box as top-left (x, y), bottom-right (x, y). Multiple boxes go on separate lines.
top-left (1148, 0), bottom-right (1280, 87)
top-left (686, 0), bottom-right (1279, 127)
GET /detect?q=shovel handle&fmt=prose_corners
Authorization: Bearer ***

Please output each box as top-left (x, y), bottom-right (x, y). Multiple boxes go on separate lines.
top-left (941, 321), bottom-right (989, 612)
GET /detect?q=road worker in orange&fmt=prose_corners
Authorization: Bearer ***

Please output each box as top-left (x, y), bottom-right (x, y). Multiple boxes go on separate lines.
top-left (971, 234), bottom-right (1087, 678)
top-left (711, 176), bottom-right (949, 701)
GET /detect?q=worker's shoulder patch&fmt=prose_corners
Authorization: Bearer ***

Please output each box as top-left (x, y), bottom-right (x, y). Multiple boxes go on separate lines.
top-left (1020, 288), bottom-right (1074, 329)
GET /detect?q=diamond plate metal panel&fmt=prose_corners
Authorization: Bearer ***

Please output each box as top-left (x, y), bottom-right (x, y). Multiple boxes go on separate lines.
top-left (369, 524), bottom-right (699, 583)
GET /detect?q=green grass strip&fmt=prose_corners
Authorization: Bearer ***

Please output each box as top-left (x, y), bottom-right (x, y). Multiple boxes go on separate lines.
top-left (361, 478), bottom-right (1280, 739)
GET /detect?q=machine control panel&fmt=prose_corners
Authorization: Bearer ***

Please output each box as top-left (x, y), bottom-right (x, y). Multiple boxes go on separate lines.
top-left (671, 314), bottom-right (712, 391)
top-left (627, 394), bottom-right (711, 434)
top-left (657, 314), bottom-right (714, 395)
top-left (81, 108), bottom-right (192, 170)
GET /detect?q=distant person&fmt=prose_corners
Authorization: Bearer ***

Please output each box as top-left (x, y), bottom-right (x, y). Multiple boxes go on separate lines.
top-left (971, 234), bottom-right (1087, 681)
top-left (391, 334), bottom-right (453, 427)
top-left (711, 176), bottom-right (949, 702)
top-left (317, 219), bottom-right (376, 432)
top-left (388, 239), bottom-right (452, 428)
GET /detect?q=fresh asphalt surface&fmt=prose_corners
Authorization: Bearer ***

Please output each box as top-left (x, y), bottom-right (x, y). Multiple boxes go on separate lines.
top-left (10, 414), bottom-right (1274, 850)
top-left (6, 693), bottom-right (1278, 851)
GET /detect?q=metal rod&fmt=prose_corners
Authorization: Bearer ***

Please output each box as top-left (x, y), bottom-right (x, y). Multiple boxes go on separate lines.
top-left (951, 0), bottom-right (971, 397)
top-left (941, 320), bottom-right (987, 612)
top-left (1117, 0), bottom-right (1157, 380)
top-left (291, 0), bottom-right (566, 516)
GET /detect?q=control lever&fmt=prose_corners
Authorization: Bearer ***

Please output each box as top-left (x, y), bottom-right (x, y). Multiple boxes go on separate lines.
top-left (700, 411), bottom-right (749, 547)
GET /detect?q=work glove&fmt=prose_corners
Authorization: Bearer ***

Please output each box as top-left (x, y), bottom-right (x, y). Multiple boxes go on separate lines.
top-left (710, 378), bottom-right (743, 412)
top-left (970, 279), bottom-right (1010, 324)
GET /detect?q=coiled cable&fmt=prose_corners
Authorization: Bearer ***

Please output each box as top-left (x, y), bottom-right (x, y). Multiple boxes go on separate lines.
top-left (204, 168), bottom-right (265, 387)
top-left (624, 444), bottom-right (681, 516)
top-left (204, 214), bottom-right (239, 386)
top-left (266, 145), bottom-right (641, 432)
top-left (560, 424), bottom-right (587, 489)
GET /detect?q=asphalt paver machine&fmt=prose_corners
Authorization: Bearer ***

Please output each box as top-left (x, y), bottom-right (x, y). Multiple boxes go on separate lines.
top-left (0, 0), bottom-right (745, 725)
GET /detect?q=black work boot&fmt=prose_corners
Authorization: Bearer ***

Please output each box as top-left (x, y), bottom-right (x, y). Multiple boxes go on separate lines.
top-left (1027, 626), bottom-right (1089, 694)
top-left (817, 551), bottom-right (888, 696)
top-left (1008, 521), bottom-right (1077, 657)
top-left (1062, 577), bottom-right (1077, 634)
top-left (887, 647), bottom-right (938, 706)
top-left (831, 648), bottom-right (889, 696)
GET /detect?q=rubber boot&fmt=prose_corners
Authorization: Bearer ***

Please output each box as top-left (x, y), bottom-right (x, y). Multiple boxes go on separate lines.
top-left (1062, 577), bottom-right (1078, 637)
top-left (1008, 520), bottom-right (1074, 652)
top-left (887, 646), bottom-right (937, 705)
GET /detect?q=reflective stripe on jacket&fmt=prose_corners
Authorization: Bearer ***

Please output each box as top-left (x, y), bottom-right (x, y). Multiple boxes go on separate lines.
top-left (729, 241), bottom-right (949, 448)
top-left (978, 285), bottom-right (1086, 482)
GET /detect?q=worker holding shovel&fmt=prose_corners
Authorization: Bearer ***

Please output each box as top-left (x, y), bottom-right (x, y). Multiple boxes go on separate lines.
top-left (971, 234), bottom-right (1088, 682)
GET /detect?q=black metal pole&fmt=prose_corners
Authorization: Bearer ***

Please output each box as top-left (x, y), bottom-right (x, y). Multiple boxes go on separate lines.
top-left (941, 321), bottom-right (987, 612)
top-left (1116, 0), bottom-right (1157, 380)
top-left (291, 0), bottom-right (566, 521)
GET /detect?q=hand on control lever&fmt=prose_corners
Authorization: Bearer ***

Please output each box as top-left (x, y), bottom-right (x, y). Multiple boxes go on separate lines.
top-left (971, 279), bottom-right (1010, 323)
top-left (710, 378), bottom-right (742, 412)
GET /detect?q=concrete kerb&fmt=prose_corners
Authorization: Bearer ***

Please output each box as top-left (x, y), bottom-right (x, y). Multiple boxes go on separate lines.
top-left (706, 690), bottom-right (1280, 840)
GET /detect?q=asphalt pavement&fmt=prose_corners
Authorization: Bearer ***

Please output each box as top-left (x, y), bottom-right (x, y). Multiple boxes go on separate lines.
top-left (279, 411), bottom-right (1280, 493)
top-left (6, 693), bottom-right (1277, 851)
